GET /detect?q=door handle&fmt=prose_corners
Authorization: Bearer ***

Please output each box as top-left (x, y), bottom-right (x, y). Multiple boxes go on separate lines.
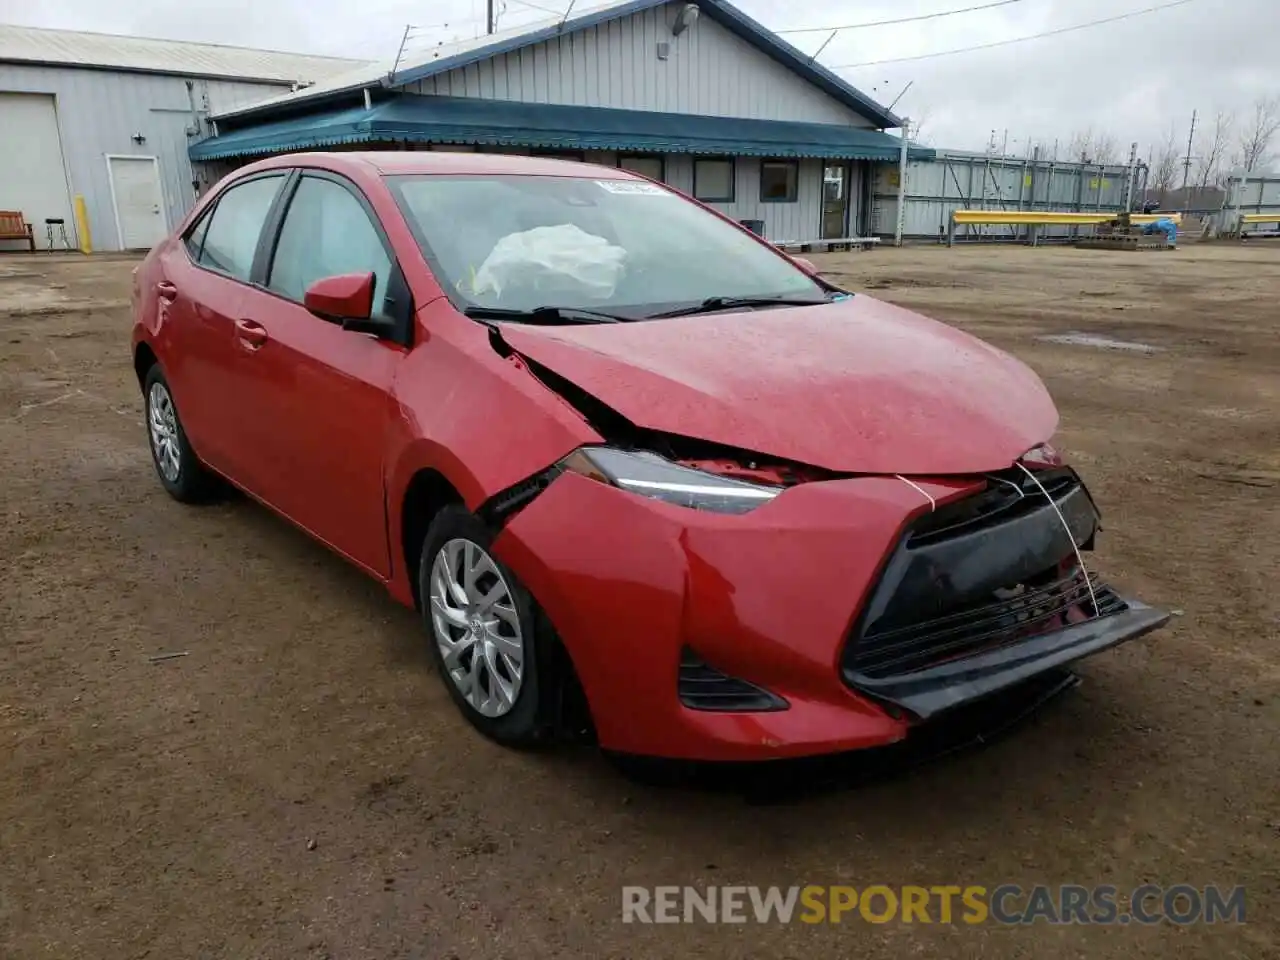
top-left (234, 318), bottom-right (269, 349)
top-left (156, 281), bottom-right (178, 302)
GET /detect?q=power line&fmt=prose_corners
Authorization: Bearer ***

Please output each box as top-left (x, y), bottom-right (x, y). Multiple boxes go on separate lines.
top-left (505, 0), bottom-right (566, 15)
top-left (830, 0), bottom-right (1196, 69)
top-left (775, 0), bottom-right (1026, 35)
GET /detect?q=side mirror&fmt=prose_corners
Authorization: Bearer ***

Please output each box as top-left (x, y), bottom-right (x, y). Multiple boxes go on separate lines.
top-left (791, 256), bottom-right (819, 276)
top-left (304, 272), bottom-right (394, 337)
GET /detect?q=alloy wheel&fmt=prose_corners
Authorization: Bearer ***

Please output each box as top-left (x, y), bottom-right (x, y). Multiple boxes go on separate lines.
top-left (148, 382), bottom-right (181, 483)
top-left (428, 538), bottom-right (525, 718)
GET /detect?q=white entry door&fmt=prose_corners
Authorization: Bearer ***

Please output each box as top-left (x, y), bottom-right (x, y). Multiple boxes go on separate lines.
top-left (108, 156), bottom-right (167, 250)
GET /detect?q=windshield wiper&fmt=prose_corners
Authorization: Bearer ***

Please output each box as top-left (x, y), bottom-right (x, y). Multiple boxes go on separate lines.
top-left (463, 305), bottom-right (626, 325)
top-left (647, 294), bottom-right (833, 319)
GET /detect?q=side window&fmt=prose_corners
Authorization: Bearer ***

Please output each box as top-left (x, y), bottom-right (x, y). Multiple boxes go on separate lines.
top-left (184, 207), bottom-right (212, 259)
top-left (268, 176), bottom-right (391, 313)
top-left (197, 175), bottom-right (285, 281)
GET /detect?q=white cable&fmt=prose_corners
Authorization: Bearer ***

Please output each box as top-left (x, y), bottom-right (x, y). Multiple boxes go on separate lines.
top-left (895, 475), bottom-right (936, 512)
top-left (829, 0), bottom-right (1195, 69)
top-left (987, 473), bottom-right (1025, 499)
top-left (1016, 463), bottom-right (1098, 619)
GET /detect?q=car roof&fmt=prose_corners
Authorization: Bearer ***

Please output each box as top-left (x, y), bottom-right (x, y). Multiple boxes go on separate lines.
top-left (246, 150), bottom-right (643, 179)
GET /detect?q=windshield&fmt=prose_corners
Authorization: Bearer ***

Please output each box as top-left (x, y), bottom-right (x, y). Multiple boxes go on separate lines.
top-left (386, 173), bottom-right (826, 317)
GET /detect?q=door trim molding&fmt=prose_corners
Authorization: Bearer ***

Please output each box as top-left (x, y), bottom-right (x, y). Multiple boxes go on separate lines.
top-left (105, 154), bottom-right (166, 251)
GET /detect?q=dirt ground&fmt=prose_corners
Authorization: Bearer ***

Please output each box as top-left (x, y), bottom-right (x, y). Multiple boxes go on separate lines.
top-left (1, 243), bottom-right (1277, 959)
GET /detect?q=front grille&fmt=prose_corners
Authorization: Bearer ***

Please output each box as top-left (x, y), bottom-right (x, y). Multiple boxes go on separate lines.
top-left (850, 568), bottom-right (1128, 678)
top-left (842, 467), bottom-right (1126, 682)
top-left (907, 466), bottom-right (1080, 547)
top-left (678, 648), bottom-right (787, 712)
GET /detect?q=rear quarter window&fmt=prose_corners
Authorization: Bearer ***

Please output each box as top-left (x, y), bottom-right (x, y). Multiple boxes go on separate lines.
top-left (196, 175), bottom-right (285, 281)
top-left (184, 207), bottom-right (212, 259)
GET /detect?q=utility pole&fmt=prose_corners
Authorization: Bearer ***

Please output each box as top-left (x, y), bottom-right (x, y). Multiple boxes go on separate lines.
top-left (1123, 140), bottom-right (1138, 211)
top-left (487, 0), bottom-right (496, 34)
top-left (894, 118), bottom-right (910, 247)
top-left (1180, 109), bottom-right (1197, 211)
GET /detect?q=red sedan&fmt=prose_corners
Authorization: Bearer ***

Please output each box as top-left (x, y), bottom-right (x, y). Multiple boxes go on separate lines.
top-left (131, 152), bottom-right (1169, 762)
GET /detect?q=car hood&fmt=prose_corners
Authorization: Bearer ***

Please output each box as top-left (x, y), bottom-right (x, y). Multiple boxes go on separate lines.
top-left (498, 296), bottom-right (1058, 475)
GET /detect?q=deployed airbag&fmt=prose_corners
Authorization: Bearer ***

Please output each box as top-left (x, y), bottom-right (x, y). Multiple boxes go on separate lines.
top-left (472, 224), bottom-right (627, 301)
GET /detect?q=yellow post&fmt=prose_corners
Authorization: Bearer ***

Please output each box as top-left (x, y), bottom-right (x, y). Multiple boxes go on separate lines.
top-left (73, 195), bottom-right (92, 254)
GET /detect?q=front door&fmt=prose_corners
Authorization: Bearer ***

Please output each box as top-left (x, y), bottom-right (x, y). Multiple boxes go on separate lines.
top-left (109, 156), bottom-right (168, 250)
top-left (821, 164), bottom-right (849, 239)
top-left (235, 172), bottom-right (404, 577)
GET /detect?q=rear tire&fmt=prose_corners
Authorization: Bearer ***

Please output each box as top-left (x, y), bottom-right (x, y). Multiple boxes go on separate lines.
top-left (143, 364), bottom-right (216, 503)
top-left (418, 505), bottom-right (550, 747)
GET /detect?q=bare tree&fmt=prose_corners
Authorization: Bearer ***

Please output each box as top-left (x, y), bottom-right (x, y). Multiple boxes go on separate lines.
top-left (907, 106), bottom-right (932, 147)
top-left (1092, 132), bottom-right (1120, 165)
top-left (1065, 126), bottom-right (1120, 164)
top-left (1025, 138), bottom-right (1057, 160)
top-left (1149, 123), bottom-right (1182, 200)
top-left (1195, 109), bottom-right (1235, 188)
top-left (1236, 95), bottom-right (1280, 173)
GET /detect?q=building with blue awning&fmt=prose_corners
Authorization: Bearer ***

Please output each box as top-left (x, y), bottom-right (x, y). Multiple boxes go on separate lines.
top-left (193, 0), bottom-right (932, 243)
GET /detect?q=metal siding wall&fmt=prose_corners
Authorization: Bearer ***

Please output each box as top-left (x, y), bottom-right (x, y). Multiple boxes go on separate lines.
top-left (1227, 175), bottom-right (1280, 212)
top-left (680, 157), bottom-right (823, 241)
top-left (204, 78), bottom-right (294, 115)
top-left (0, 64), bottom-right (289, 250)
top-left (408, 4), bottom-right (871, 125)
top-left (870, 153), bottom-right (1138, 240)
top-left (665, 154), bottom-right (694, 194)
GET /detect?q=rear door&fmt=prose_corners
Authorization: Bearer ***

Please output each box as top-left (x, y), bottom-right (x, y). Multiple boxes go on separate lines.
top-left (231, 171), bottom-right (407, 577)
top-left (157, 172), bottom-right (287, 477)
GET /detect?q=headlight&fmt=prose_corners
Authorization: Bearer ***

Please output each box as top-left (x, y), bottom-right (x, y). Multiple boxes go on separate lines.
top-left (1020, 441), bottom-right (1062, 467)
top-left (560, 446), bottom-right (782, 514)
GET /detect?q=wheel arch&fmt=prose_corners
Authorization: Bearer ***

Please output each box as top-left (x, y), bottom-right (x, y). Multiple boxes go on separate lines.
top-left (133, 341), bottom-right (158, 390)
top-left (397, 465), bottom-right (467, 610)
top-left (391, 452), bottom-right (596, 743)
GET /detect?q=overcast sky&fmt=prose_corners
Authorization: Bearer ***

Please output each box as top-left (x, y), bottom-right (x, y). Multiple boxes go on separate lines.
top-left (4, 0), bottom-right (1276, 162)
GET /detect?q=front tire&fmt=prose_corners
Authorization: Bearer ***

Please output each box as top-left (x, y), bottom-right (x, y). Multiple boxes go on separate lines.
top-left (418, 506), bottom-right (549, 747)
top-left (143, 364), bottom-right (215, 503)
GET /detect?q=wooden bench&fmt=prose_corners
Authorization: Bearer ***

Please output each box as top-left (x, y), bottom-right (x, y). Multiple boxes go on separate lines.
top-left (0, 211), bottom-right (36, 252)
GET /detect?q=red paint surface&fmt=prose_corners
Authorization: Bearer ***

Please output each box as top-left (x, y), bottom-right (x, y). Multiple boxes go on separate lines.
top-left (302, 271), bottom-right (375, 319)
top-left (133, 152), bottom-right (1066, 761)
top-left (499, 297), bottom-right (1059, 475)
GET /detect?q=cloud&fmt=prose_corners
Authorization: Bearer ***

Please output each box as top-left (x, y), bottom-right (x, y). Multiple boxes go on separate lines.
top-left (3, 0), bottom-right (1274, 159)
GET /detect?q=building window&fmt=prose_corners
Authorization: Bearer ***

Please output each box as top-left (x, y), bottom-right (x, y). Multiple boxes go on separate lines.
top-left (530, 148), bottom-right (585, 161)
top-left (760, 160), bottom-right (799, 203)
top-left (618, 154), bottom-right (664, 182)
top-left (693, 158), bottom-right (735, 202)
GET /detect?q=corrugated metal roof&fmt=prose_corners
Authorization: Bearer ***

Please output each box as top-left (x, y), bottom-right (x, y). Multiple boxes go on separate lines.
top-left (0, 23), bottom-right (363, 84)
top-left (212, 0), bottom-right (901, 128)
top-left (189, 95), bottom-right (932, 163)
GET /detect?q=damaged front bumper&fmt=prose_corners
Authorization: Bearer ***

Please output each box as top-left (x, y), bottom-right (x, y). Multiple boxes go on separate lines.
top-left (489, 464), bottom-right (1168, 762)
top-left (847, 599), bottom-right (1170, 720)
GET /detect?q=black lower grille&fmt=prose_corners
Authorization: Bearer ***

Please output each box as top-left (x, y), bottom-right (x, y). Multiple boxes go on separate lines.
top-left (850, 569), bottom-right (1128, 678)
top-left (842, 467), bottom-right (1127, 682)
top-left (678, 648), bottom-right (787, 712)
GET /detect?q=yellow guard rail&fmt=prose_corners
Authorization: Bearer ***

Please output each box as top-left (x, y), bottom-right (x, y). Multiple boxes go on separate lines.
top-left (947, 210), bottom-right (1181, 246)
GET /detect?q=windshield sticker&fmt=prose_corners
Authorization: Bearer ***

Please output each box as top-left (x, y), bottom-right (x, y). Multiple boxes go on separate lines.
top-left (595, 180), bottom-right (667, 196)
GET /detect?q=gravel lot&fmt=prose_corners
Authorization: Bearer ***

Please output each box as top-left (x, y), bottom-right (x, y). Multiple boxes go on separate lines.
top-left (1, 243), bottom-right (1276, 959)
